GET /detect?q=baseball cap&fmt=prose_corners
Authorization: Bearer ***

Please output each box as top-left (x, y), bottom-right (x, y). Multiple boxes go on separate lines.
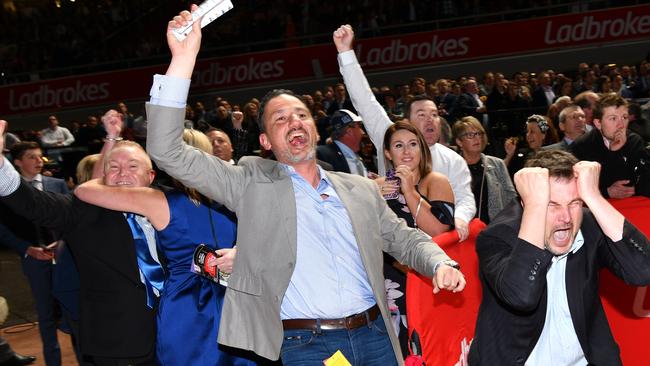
top-left (330, 109), bottom-right (362, 132)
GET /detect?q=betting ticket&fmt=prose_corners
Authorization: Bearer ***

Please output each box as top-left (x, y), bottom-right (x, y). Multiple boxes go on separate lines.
top-left (172, 0), bottom-right (234, 41)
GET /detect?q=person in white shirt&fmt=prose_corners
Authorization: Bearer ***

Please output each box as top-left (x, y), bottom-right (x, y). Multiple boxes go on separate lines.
top-left (333, 24), bottom-right (476, 240)
top-left (39, 115), bottom-right (75, 147)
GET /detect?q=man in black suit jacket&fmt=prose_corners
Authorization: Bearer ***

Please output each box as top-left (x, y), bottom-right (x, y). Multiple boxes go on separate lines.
top-left (316, 109), bottom-right (367, 176)
top-left (2, 141), bottom-right (70, 366)
top-left (0, 120), bottom-right (159, 366)
top-left (469, 150), bottom-right (650, 365)
top-left (326, 83), bottom-right (356, 115)
top-left (454, 79), bottom-right (487, 125)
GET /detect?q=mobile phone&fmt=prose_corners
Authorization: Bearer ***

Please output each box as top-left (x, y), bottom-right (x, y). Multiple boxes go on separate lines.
top-left (383, 169), bottom-right (401, 200)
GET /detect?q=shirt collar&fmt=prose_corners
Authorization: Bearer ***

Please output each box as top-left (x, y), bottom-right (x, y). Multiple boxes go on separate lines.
top-left (334, 140), bottom-right (358, 159)
top-left (281, 163), bottom-right (331, 187)
top-left (25, 173), bottom-right (42, 183)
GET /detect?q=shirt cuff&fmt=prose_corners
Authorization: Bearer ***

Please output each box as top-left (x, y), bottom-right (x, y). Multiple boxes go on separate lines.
top-left (0, 156), bottom-right (20, 196)
top-left (337, 50), bottom-right (357, 66)
top-left (149, 74), bottom-right (191, 108)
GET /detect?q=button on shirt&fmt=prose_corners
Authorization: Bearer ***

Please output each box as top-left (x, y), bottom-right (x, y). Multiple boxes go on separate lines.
top-left (526, 230), bottom-right (587, 366)
top-left (280, 164), bottom-right (375, 320)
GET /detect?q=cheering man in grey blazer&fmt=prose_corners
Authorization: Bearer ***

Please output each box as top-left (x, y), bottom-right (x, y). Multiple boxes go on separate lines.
top-left (146, 7), bottom-right (465, 366)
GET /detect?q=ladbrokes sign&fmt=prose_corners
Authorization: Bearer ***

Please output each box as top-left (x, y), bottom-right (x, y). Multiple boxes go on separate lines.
top-left (1, 4), bottom-right (649, 116)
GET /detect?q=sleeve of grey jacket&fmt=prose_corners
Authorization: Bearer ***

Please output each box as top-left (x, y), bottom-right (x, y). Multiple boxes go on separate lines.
top-left (145, 103), bottom-right (248, 210)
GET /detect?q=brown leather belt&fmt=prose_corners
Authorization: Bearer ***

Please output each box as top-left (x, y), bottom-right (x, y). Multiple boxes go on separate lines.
top-left (282, 304), bottom-right (380, 331)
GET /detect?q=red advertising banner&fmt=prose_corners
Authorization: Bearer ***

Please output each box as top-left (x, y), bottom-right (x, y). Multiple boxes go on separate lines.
top-left (1, 4), bottom-right (649, 116)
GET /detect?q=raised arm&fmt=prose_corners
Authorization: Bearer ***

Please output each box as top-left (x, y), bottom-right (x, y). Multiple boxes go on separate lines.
top-left (573, 161), bottom-right (624, 241)
top-left (93, 109), bottom-right (124, 179)
top-left (146, 7), bottom-right (247, 210)
top-left (334, 24), bottom-right (393, 175)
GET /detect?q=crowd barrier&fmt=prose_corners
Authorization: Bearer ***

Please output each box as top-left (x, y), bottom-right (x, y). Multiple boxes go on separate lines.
top-left (407, 196), bottom-right (650, 365)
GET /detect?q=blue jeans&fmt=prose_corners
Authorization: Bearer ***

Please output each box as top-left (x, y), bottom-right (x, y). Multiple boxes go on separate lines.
top-left (280, 315), bottom-right (398, 366)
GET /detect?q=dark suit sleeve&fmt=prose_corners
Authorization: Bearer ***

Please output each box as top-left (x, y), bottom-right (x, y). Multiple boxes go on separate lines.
top-left (457, 94), bottom-right (477, 116)
top-left (597, 219), bottom-right (650, 286)
top-left (0, 221), bottom-right (30, 255)
top-left (476, 221), bottom-right (554, 312)
top-left (0, 180), bottom-right (74, 233)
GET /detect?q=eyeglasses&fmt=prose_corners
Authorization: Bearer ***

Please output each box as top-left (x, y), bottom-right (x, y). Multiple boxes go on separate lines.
top-left (460, 131), bottom-right (485, 140)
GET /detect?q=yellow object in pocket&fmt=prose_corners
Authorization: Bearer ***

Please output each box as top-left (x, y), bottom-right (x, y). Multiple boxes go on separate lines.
top-left (323, 350), bottom-right (352, 366)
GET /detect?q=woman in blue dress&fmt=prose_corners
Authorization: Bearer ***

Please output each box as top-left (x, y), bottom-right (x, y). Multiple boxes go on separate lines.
top-left (75, 129), bottom-right (256, 366)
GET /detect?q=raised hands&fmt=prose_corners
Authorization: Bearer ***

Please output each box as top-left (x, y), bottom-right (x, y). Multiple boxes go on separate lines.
top-left (514, 167), bottom-right (550, 208)
top-left (166, 4), bottom-right (203, 79)
top-left (573, 161), bottom-right (603, 203)
top-left (101, 109), bottom-right (124, 139)
top-left (514, 167), bottom-right (550, 249)
top-left (333, 24), bottom-right (354, 53)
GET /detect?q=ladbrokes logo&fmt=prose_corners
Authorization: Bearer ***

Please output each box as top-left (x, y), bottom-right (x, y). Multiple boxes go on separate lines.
top-left (357, 35), bottom-right (469, 67)
top-left (544, 11), bottom-right (650, 45)
top-left (192, 58), bottom-right (284, 87)
top-left (8, 81), bottom-right (110, 112)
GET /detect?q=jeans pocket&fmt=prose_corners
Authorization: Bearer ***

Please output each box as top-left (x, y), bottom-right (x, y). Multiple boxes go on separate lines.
top-left (370, 316), bottom-right (389, 335)
top-left (281, 330), bottom-right (316, 353)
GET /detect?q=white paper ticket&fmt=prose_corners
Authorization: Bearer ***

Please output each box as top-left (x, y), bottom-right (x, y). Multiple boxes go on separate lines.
top-left (173, 0), bottom-right (234, 41)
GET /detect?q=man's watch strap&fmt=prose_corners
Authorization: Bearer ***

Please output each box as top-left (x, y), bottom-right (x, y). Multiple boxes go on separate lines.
top-left (435, 260), bottom-right (461, 273)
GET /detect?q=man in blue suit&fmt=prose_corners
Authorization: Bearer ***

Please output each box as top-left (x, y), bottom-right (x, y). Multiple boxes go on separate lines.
top-left (1, 141), bottom-right (70, 366)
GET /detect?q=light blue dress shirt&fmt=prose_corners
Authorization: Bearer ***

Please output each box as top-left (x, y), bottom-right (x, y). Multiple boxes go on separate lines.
top-left (148, 74), bottom-right (377, 320)
top-left (279, 164), bottom-right (376, 320)
top-left (526, 230), bottom-right (587, 366)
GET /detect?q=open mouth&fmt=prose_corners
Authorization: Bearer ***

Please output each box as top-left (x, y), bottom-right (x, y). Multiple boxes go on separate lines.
top-left (552, 226), bottom-right (572, 245)
top-left (288, 131), bottom-right (307, 147)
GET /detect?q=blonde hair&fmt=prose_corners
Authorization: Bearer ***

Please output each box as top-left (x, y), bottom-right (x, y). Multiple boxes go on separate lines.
top-left (183, 129), bottom-right (212, 154)
top-left (76, 154), bottom-right (100, 184)
top-left (177, 129), bottom-right (212, 204)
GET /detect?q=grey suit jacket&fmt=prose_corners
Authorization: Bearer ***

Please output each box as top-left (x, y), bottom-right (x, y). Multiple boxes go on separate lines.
top-left (541, 139), bottom-right (570, 152)
top-left (146, 104), bottom-right (451, 363)
top-left (480, 154), bottom-right (517, 221)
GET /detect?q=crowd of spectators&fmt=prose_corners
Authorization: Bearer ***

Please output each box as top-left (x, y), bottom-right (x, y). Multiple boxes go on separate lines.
top-left (0, 0), bottom-right (632, 84)
top-left (4, 58), bottom-right (650, 187)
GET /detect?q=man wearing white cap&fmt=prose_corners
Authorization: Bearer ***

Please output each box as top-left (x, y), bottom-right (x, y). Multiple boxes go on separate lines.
top-left (317, 109), bottom-right (368, 176)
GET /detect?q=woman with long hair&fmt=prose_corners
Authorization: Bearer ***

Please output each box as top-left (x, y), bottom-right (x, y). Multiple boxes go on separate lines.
top-left (375, 121), bottom-right (455, 355)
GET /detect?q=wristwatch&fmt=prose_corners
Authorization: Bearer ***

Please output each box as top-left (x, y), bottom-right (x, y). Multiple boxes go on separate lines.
top-left (435, 260), bottom-right (461, 272)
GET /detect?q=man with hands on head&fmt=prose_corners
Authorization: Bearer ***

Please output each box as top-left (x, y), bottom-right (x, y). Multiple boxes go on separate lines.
top-left (469, 149), bottom-right (650, 365)
top-left (0, 116), bottom-right (162, 366)
top-left (333, 24), bottom-right (476, 241)
top-left (146, 7), bottom-right (465, 365)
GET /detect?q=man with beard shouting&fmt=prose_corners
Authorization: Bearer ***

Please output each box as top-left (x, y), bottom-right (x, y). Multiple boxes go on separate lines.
top-left (469, 150), bottom-right (650, 365)
top-left (145, 7), bottom-right (465, 366)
